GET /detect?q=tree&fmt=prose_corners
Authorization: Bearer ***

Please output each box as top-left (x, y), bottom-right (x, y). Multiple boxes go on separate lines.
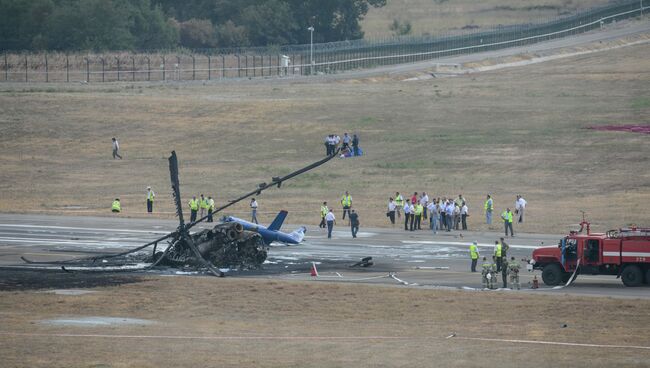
top-left (239, 0), bottom-right (300, 46)
top-left (389, 19), bottom-right (412, 36)
top-left (179, 18), bottom-right (216, 48)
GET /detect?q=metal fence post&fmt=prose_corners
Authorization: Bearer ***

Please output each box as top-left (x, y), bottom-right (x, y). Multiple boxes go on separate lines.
top-left (24, 54), bottom-right (28, 82)
top-left (191, 54), bottom-right (195, 80)
top-left (4, 53), bottom-right (7, 81)
top-left (66, 55), bottom-right (69, 82)
top-left (115, 57), bottom-right (121, 81)
top-left (207, 55), bottom-right (211, 80)
top-left (237, 54), bottom-right (241, 77)
top-left (100, 57), bottom-right (105, 82)
top-left (161, 55), bottom-right (165, 81)
top-left (131, 56), bottom-right (135, 81)
top-left (144, 56), bottom-right (150, 81)
top-left (245, 55), bottom-right (248, 77)
top-left (221, 54), bottom-right (225, 78)
top-left (176, 55), bottom-right (181, 80)
top-left (45, 53), bottom-right (48, 83)
top-left (84, 57), bottom-right (90, 82)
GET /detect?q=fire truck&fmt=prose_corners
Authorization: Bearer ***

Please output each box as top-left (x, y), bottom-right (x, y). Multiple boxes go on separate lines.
top-left (531, 220), bottom-right (650, 287)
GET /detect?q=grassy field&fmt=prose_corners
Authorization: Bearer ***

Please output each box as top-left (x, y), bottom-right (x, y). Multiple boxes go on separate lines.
top-left (361, 0), bottom-right (613, 37)
top-left (0, 42), bottom-right (648, 234)
top-left (0, 276), bottom-right (649, 367)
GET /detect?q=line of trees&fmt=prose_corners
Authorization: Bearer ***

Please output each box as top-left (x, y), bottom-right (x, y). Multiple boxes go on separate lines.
top-left (0, 0), bottom-right (386, 51)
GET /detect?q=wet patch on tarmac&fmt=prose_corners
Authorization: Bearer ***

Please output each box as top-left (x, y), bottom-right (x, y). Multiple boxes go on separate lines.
top-left (0, 268), bottom-right (145, 291)
top-left (41, 316), bottom-right (154, 326)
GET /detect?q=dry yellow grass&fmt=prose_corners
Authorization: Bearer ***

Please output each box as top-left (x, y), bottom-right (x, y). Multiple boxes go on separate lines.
top-left (361, 0), bottom-right (613, 37)
top-left (0, 44), bottom-right (648, 234)
top-left (0, 277), bottom-right (649, 367)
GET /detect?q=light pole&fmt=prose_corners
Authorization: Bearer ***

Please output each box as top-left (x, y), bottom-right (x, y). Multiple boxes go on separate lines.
top-left (307, 26), bottom-right (314, 75)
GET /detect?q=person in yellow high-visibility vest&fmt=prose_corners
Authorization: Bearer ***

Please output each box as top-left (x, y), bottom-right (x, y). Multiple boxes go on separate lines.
top-left (341, 191), bottom-right (352, 222)
top-left (394, 192), bottom-right (404, 219)
top-left (199, 194), bottom-right (207, 218)
top-left (484, 194), bottom-right (493, 225)
top-left (189, 196), bottom-right (199, 223)
top-left (469, 241), bottom-right (480, 272)
top-left (493, 240), bottom-right (503, 272)
top-left (501, 208), bottom-right (514, 237)
top-left (207, 196), bottom-right (215, 223)
top-left (414, 202), bottom-right (423, 230)
top-left (111, 198), bottom-right (121, 213)
top-left (319, 201), bottom-right (329, 228)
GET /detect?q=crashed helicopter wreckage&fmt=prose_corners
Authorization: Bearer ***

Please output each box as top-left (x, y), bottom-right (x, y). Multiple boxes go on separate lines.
top-left (20, 149), bottom-right (340, 276)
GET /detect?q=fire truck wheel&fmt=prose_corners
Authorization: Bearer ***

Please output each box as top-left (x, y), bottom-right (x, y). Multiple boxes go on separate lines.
top-left (621, 265), bottom-right (643, 287)
top-left (541, 264), bottom-right (562, 286)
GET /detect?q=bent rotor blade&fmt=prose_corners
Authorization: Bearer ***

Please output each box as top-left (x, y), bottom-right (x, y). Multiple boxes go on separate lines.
top-left (169, 151), bottom-right (185, 229)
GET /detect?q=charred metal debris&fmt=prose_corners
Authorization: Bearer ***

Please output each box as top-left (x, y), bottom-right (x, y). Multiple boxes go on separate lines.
top-left (21, 149), bottom-right (340, 276)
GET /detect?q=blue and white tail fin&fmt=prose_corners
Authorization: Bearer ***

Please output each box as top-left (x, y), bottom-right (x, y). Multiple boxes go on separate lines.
top-left (267, 210), bottom-right (288, 231)
top-left (287, 226), bottom-right (306, 243)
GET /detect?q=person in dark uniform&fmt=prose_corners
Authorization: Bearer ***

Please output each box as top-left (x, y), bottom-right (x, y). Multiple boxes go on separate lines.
top-left (349, 209), bottom-right (360, 238)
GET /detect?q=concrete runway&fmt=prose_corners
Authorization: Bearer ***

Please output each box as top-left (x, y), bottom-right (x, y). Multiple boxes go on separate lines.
top-left (0, 213), bottom-right (647, 298)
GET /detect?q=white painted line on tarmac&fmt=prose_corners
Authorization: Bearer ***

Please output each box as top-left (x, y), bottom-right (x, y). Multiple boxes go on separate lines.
top-left (0, 224), bottom-right (169, 235)
top-left (405, 240), bottom-right (540, 249)
top-left (455, 336), bottom-right (650, 350)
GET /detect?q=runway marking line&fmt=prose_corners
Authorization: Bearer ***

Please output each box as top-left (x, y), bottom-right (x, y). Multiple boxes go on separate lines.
top-left (1, 332), bottom-right (649, 350)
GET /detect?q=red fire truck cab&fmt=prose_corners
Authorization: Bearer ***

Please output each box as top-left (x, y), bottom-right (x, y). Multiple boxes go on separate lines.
top-left (531, 224), bottom-right (650, 287)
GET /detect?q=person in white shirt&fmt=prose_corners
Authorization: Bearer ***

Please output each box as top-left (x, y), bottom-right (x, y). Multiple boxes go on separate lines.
top-left (461, 202), bottom-right (469, 230)
top-left (445, 201), bottom-right (454, 231)
top-left (146, 186), bottom-right (155, 213)
top-left (387, 197), bottom-right (396, 225)
top-left (427, 200), bottom-right (437, 233)
top-left (420, 192), bottom-right (429, 223)
top-left (325, 209), bottom-right (336, 239)
top-left (403, 200), bottom-right (411, 231)
top-left (515, 195), bottom-right (527, 223)
top-left (409, 201), bottom-right (416, 231)
top-left (250, 198), bottom-right (259, 224)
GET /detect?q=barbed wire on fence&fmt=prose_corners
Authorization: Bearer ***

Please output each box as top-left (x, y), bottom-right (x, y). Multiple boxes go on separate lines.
top-left (1, 0), bottom-right (647, 83)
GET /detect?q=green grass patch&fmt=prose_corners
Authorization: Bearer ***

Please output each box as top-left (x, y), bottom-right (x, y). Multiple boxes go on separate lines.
top-left (631, 97), bottom-right (650, 109)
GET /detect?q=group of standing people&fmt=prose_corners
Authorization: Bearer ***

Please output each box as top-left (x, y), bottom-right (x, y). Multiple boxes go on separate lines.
top-left (324, 133), bottom-right (360, 157)
top-left (387, 192), bottom-right (469, 233)
top-left (188, 194), bottom-right (216, 223)
top-left (319, 191), bottom-right (360, 239)
top-left (470, 238), bottom-right (521, 290)
top-left (386, 192), bottom-right (526, 237)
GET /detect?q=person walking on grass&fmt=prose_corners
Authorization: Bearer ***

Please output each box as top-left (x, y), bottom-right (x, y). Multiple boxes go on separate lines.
top-left (250, 198), bottom-right (259, 224)
top-left (485, 194), bottom-right (493, 226)
top-left (111, 137), bottom-right (123, 159)
top-left (502, 208), bottom-right (514, 237)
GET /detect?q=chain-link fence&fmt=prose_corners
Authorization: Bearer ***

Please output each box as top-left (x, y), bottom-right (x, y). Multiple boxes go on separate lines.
top-left (1, 0), bottom-right (647, 83)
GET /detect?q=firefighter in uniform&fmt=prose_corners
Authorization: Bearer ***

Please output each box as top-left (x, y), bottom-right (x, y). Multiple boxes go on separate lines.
top-left (469, 241), bottom-right (480, 272)
top-left (501, 255), bottom-right (509, 288)
top-left (508, 256), bottom-right (521, 290)
top-left (319, 202), bottom-right (329, 229)
top-left (481, 257), bottom-right (491, 289)
top-left (189, 196), bottom-right (199, 223)
top-left (489, 257), bottom-right (498, 289)
top-left (111, 198), bottom-right (121, 213)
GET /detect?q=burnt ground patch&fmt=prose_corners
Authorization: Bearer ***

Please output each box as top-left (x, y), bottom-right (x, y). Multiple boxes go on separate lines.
top-left (0, 267), bottom-right (145, 291)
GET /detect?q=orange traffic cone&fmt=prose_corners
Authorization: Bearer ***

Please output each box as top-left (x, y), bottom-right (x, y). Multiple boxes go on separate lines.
top-left (310, 262), bottom-right (319, 277)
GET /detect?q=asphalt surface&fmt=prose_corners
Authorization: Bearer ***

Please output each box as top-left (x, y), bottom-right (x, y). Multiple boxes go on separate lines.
top-left (0, 213), bottom-right (647, 298)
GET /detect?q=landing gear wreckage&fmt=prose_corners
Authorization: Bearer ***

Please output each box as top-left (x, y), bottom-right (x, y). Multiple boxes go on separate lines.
top-left (21, 149), bottom-right (341, 276)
